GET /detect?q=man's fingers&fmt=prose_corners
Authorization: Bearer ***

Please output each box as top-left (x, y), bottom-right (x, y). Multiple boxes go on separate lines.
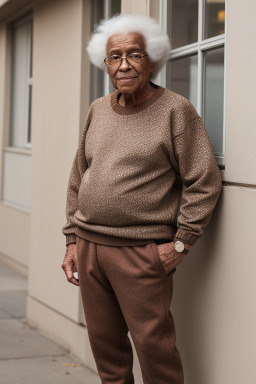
top-left (62, 262), bottom-right (79, 286)
top-left (64, 264), bottom-right (73, 279)
top-left (68, 277), bottom-right (80, 286)
top-left (61, 247), bottom-right (79, 286)
top-left (66, 268), bottom-right (80, 286)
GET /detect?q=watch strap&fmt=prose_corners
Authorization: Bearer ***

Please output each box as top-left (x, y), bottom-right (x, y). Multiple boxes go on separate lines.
top-left (174, 240), bottom-right (189, 255)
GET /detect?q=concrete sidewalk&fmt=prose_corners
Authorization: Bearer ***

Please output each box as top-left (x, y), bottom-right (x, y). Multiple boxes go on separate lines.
top-left (0, 260), bottom-right (101, 384)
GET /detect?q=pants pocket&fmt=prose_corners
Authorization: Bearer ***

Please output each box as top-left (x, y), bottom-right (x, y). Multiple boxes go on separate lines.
top-left (153, 242), bottom-right (178, 277)
top-left (150, 242), bottom-right (176, 278)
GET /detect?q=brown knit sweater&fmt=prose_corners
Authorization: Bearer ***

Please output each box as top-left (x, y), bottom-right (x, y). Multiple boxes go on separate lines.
top-left (62, 84), bottom-right (222, 247)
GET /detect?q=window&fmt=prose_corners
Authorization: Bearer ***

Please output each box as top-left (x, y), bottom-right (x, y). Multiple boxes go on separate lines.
top-left (90, 0), bottom-right (121, 103)
top-left (162, 0), bottom-right (225, 168)
top-left (9, 14), bottom-right (33, 149)
top-left (1, 13), bottom-right (33, 211)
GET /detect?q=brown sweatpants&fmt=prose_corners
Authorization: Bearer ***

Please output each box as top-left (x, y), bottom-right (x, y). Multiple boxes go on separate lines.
top-left (76, 236), bottom-right (184, 384)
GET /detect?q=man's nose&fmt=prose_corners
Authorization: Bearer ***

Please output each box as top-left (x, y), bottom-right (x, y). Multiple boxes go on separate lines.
top-left (119, 57), bottom-right (131, 71)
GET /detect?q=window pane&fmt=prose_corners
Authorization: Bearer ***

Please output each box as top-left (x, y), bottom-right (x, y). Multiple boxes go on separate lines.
top-left (89, 0), bottom-right (104, 103)
top-left (168, 0), bottom-right (198, 49)
top-left (108, 0), bottom-right (121, 93)
top-left (204, 47), bottom-right (224, 155)
top-left (10, 19), bottom-right (32, 148)
top-left (205, 0), bottom-right (225, 39)
top-left (166, 55), bottom-right (198, 109)
top-left (110, 0), bottom-right (121, 15)
top-left (90, 0), bottom-right (121, 102)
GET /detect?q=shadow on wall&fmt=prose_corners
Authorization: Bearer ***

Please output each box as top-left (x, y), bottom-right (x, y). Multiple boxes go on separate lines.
top-left (172, 193), bottom-right (224, 384)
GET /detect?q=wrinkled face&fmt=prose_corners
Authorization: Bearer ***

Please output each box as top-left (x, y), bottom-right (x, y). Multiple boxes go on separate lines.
top-left (105, 32), bottom-right (156, 94)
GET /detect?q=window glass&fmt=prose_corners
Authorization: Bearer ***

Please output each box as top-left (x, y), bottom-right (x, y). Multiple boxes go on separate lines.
top-left (108, 0), bottom-right (121, 94)
top-left (10, 17), bottom-right (32, 149)
top-left (205, 0), bottom-right (225, 39)
top-left (168, 0), bottom-right (198, 49)
top-left (110, 0), bottom-right (121, 15)
top-left (166, 55), bottom-right (198, 109)
top-left (204, 47), bottom-right (224, 155)
top-left (165, 0), bottom-right (226, 166)
top-left (90, 0), bottom-right (121, 102)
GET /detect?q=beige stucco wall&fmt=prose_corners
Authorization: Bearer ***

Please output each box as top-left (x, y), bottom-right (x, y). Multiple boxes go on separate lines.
top-left (1, 0), bottom-right (256, 383)
top-left (174, 186), bottom-right (256, 383)
top-left (27, 0), bottom-right (90, 323)
top-left (122, 0), bottom-right (148, 15)
top-left (225, 1), bottom-right (256, 184)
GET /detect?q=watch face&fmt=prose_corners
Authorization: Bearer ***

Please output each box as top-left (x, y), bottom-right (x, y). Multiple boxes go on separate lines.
top-left (174, 240), bottom-right (185, 252)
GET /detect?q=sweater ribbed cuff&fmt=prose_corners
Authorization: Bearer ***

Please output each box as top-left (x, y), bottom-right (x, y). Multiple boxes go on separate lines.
top-left (66, 234), bottom-right (77, 246)
top-left (173, 228), bottom-right (199, 246)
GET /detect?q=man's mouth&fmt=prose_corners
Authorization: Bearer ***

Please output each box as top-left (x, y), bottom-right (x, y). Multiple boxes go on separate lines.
top-left (117, 76), bottom-right (138, 81)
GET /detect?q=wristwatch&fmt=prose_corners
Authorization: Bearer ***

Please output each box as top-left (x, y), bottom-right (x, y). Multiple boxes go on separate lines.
top-left (174, 240), bottom-right (189, 255)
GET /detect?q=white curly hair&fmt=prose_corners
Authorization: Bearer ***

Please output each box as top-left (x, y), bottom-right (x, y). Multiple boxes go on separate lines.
top-left (87, 14), bottom-right (171, 80)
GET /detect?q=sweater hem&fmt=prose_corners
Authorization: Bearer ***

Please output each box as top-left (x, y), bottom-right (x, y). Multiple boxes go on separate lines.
top-left (66, 233), bottom-right (77, 246)
top-left (75, 226), bottom-right (175, 247)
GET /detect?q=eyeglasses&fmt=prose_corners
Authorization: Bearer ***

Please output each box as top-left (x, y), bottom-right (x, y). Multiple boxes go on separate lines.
top-left (104, 53), bottom-right (148, 68)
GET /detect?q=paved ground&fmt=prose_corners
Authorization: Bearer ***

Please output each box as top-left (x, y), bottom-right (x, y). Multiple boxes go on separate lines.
top-left (0, 260), bottom-right (101, 384)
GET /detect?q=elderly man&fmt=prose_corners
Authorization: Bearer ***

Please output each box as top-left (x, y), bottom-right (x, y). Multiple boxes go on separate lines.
top-left (61, 14), bottom-right (222, 384)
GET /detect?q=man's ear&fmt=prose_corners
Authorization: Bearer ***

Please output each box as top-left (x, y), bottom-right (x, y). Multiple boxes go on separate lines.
top-left (150, 61), bottom-right (157, 73)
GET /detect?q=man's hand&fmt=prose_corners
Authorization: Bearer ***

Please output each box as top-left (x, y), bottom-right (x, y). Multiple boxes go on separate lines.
top-left (61, 243), bottom-right (80, 286)
top-left (184, 243), bottom-right (191, 253)
top-left (157, 241), bottom-right (191, 275)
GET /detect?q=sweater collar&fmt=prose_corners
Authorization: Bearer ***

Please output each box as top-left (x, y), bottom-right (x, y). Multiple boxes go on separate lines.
top-left (110, 82), bottom-right (166, 115)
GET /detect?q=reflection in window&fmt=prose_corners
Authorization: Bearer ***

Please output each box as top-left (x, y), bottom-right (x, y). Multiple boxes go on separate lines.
top-left (204, 47), bottom-right (224, 156)
top-left (110, 0), bottom-right (121, 15)
top-left (10, 16), bottom-right (33, 149)
top-left (165, 0), bottom-right (226, 166)
top-left (168, 0), bottom-right (198, 49)
top-left (166, 55), bottom-right (198, 109)
top-left (205, 0), bottom-right (225, 39)
top-left (90, 0), bottom-right (121, 102)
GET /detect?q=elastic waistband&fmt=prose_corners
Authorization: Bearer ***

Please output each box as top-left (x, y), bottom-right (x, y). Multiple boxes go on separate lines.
top-left (76, 227), bottom-right (171, 247)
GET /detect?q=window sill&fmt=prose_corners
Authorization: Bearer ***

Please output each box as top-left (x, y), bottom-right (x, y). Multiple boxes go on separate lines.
top-left (0, 200), bottom-right (31, 214)
top-left (3, 147), bottom-right (31, 156)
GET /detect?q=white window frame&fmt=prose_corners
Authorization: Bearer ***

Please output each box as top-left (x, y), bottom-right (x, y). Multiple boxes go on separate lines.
top-left (159, 0), bottom-right (227, 167)
top-left (1, 13), bottom-right (33, 212)
top-left (9, 13), bottom-right (33, 151)
top-left (89, 0), bottom-right (121, 101)
top-left (102, 0), bottom-right (122, 95)
top-left (103, 0), bottom-right (112, 95)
